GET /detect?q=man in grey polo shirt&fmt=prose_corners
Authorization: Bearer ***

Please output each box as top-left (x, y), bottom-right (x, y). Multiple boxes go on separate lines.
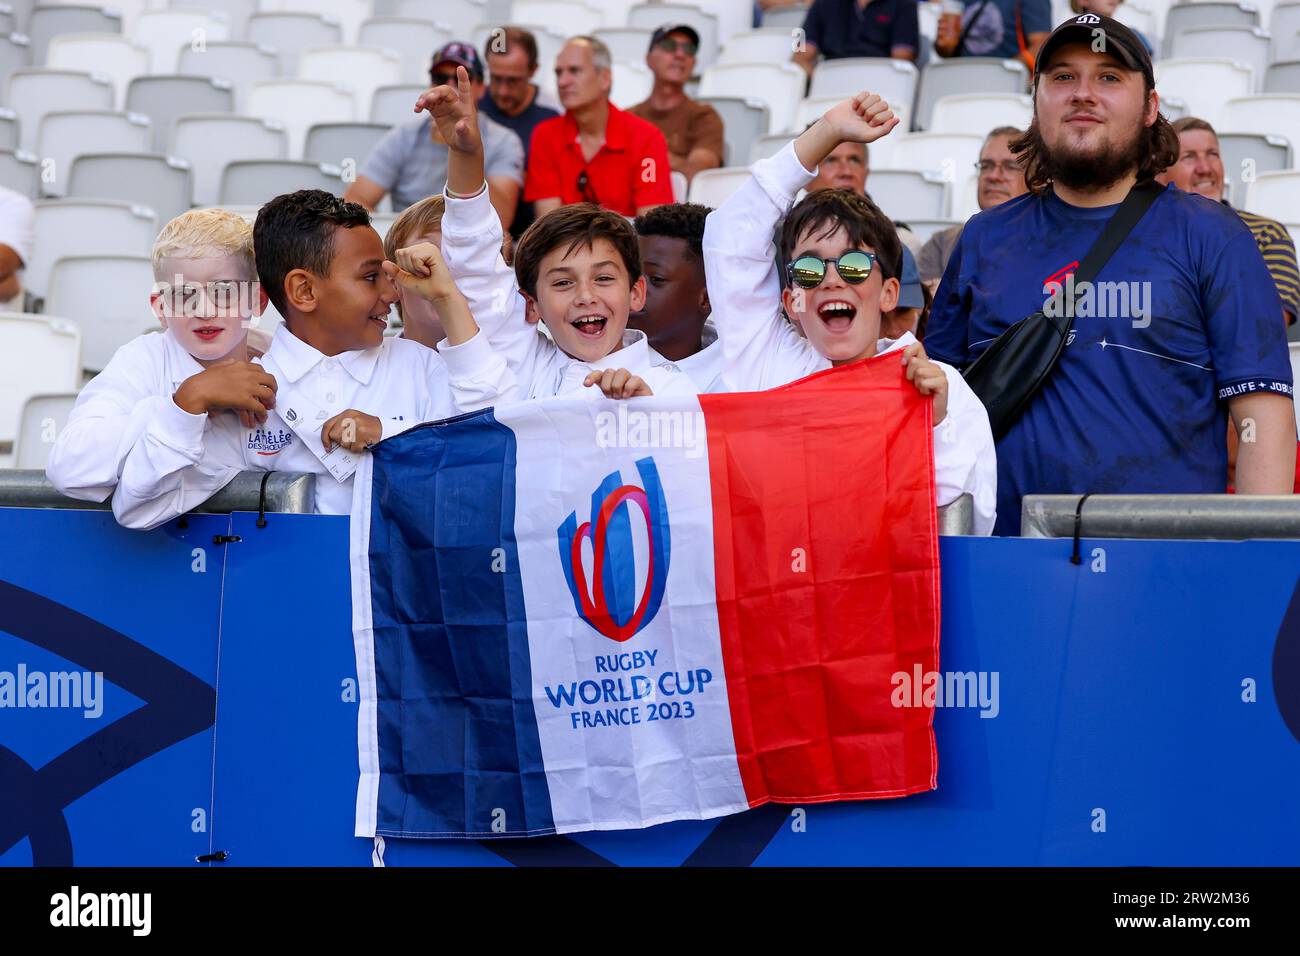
top-left (344, 42), bottom-right (524, 230)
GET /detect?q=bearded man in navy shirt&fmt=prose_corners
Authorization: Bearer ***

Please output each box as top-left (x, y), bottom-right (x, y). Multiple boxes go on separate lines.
top-left (925, 14), bottom-right (1296, 535)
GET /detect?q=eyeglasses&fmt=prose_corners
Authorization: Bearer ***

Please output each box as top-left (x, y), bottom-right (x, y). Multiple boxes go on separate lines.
top-left (975, 160), bottom-right (1021, 175)
top-left (489, 73), bottom-right (530, 87)
top-left (576, 170), bottom-right (599, 204)
top-left (430, 70), bottom-right (458, 86)
top-left (786, 251), bottom-right (877, 289)
top-left (655, 38), bottom-right (697, 56)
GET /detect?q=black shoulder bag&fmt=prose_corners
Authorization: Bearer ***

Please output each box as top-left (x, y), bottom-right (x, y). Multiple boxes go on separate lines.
top-left (962, 181), bottom-right (1165, 441)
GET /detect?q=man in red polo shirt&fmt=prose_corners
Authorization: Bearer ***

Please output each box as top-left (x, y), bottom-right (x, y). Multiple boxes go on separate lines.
top-left (526, 35), bottom-right (674, 218)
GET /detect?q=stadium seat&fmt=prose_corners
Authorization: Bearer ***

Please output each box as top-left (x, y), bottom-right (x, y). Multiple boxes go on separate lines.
top-left (0, 111), bottom-right (15, 153)
top-left (914, 58), bottom-right (1029, 132)
top-left (391, 0), bottom-right (485, 40)
top-left (703, 96), bottom-right (770, 166)
top-left (948, 170), bottom-right (980, 220)
top-left (670, 169), bottom-right (686, 202)
top-left (861, 169), bottom-right (948, 221)
top-left (928, 93), bottom-right (1032, 137)
top-left (45, 34), bottom-right (150, 109)
top-left (882, 132), bottom-right (984, 181)
top-left (303, 122), bottom-right (389, 169)
top-left (761, 3), bottom-right (811, 30)
top-left (610, 60), bottom-right (653, 109)
top-left (0, 148), bottom-right (39, 197)
top-left (749, 132), bottom-right (793, 164)
top-left (687, 166), bottom-right (750, 207)
top-left (0, 32), bottom-right (31, 79)
top-left (6, 69), bottom-right (116, 153)
top-left (176, 41), bottom-right (280, 113)
top-left (899, 217), bottom-right (961, 244)
top-left (1271, 2), bottom-right (1300, 61)
top-left (718, 28), bottom-right (798, 65)
top-left (67, 153), bottom-right (193, 226)
top-left (0, 6), bottom-right (12, 33)
top-left (792, 96), bottom-right (911, 164)
top-left (1171, 27), bottom-right (1270, 87)
top-left (1113, 0), bottom-right (1159, 40)
top-left (0, 314), bottom-right (81, 457)
top-left (698, 63), bottom-right (804, 134)
top-left (246, 12), bottom-right (343, 74)
top-left (514, 1), bottom-right (607, 29)
top-left (1219, 95), bottom-right (1300, 163)
top-left (218, 159), bottom-right (343, 205)
top-left (126, 75), bottom-right (235, 152)
top-left (1265, 60), bottom-right (1300, 94)
top-left (1243, 170), bottom-right (1300, 223)
top-left (592, 27), bottom-right (654, 64)
top-left (358, 17), bottom-right (452, 84)
top-left (171, 114), bottom-right (289, 206)
top-left (809, 58), bottom-right (919, 111)
top-left (1163, 2), bottom-right (1261, 59)
top-left (247, 79), bottom-right (355, 157)
top-left (132, 9), bottom-right (231, 74)
top-left (45, 256), bottom-right (156, 372)
top-left (369, 210), bottom-right (398, 242)
top-left (262, 0), bottom-right (370, 43)
top-left (25, 198), bottom-right (157, 303)
top-left (1217, 132), bottom-right (1293, 188)
top-left (13, 392), bottom-right (78, 469)
top-left (25, 4), bottom-right (123, 64)
top-left (298, 46), bottom-right (402, 117)
top-left (370, 84), bottom-right (427, 126)
top-left (186, 0), bottom-right (258, 37)
top-left (628, 3), bottom-right (720, 67)
top-left (1154, 58), bottom-right (1254, 127)
top-left (37, 110), bottom-right (152, 198)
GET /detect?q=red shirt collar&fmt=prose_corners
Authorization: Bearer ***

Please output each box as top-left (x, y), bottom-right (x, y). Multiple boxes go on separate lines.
top-left (560, 101), bottom-right (629, 153)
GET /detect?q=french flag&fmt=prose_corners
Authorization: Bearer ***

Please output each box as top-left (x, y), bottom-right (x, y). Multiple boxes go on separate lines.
top-left (349, 355), bottom-right (940, 839)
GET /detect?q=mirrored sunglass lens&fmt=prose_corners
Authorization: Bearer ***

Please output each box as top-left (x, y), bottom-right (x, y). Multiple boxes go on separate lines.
top-left (837, 252), bottom-right (874, 282)
top-left (791, 257), bottom-right (826, 287)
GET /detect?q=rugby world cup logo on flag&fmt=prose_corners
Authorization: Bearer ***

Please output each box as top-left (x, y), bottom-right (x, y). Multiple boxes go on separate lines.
top-left (557, 457), bottom-right (671, 642)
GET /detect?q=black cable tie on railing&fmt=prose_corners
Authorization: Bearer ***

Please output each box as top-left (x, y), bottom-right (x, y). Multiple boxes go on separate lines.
top-left (196, 850), bottom-right (229, 863)
top-left (212, 534), bottom-right (242, 545)
top-left (256, 471), bottom-right (272, 528)
top-left (1070, 493), bottom-right (1093, 565)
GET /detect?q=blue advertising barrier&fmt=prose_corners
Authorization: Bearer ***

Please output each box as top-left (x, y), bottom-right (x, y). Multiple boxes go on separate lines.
top-left (2, 506), bottom-right (1298, 866)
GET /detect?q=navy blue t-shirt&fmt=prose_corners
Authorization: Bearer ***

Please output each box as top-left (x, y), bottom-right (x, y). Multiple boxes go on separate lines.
top-left (804, 0), bottom-right (921, 59)
top-left (955, 0), bottom-right (1050, 60)
top-left (926, 186), bottom-right (1294, 535)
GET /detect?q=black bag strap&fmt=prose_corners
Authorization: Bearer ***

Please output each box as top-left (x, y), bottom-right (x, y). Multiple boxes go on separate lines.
top-left (1059, 180), bottom-right (1166, 309)
top-left (955, 0), bottom-right (994, 55)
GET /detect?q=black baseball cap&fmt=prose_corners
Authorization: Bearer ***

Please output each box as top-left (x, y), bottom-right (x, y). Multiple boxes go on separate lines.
top-left (649, 23), bottom-right (700, 52)
top-left (1034, 13), bottom-right (1154, 86)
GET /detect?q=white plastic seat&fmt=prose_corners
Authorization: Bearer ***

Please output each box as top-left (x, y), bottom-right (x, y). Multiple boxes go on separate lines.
top-left (809, 58), bottom-right (919, 111)
top-left (392, 0), bottom-right (485, 40)
top-left (1171, 27), bottom-right (1270, 88)
top-left (6, 69), bottom-right (116, 152)
top-left (1219, 95), bottom-right (1300, 162)
top-left (914, 58), bottom-right (1029, 132)
top-left (0, 32), bottom-right (31, 79)
top-left (1271, 2), bottom-right (1300, 60)
top-left (687, 167), bottom-right (751, 206)
top-left (247, 79), bottom-right (355, 157)
top-left (46, 256), bottom-right (156, 372)
top-left (793, 96), bottom-right (911, 166)
top-left (1154, 58), bottom-right (1254, 127)
top-left (246, 12), bottom-right (344, 74)
top-left (628, 3), bottom-right (720, 67)
top-left (1163, 2), bottom-right (1260, 57)
top-left (609, 60), bottom-right (653, 109)
top-left (1265, 60), bottom-right (1300, 94)
top-left (170, 114), bottom-right (289, 206)
top-left (26, 199), bottom-right (157, 302)
top-left (514, 1), bottom-right (605, 29)
top-left (1113, 0), bottom-right (1159, 39)
top-left (25, 4), bottom-right (123, 63)
top-left (218, 159), bottom-right (343, 205)
top-left (183, 0), bottom-right (258, 37)
top-left (703, 96), bottom-right (770, 166)
top-left (45, 34), bottom-right (150, 109)
top-left (928, 94), bottom-right (1032, 137)
top-left (298, 46), bottom-right (403, 116)
top-left (37, 110), bottom-right (152, 198)
top-left (303, 122), bottom-right (390, 168)
top-left (370, 84), bottom-right (429, 126)
top-left (14, 393), bottom-right (78, 469)
top-left (132, 9), bottom-right (231, 74)
top-left (591, 27), bottom-right (654, 64)
top-left (259, 0), bottom-right (369, 44)
top-left (880, 132), bottom-right (984, 182)
top-left (0, 111), bottom-right (17, 151)
top-left (177, 42), bottom-right (280, 113)
top-left (1218, 132), bottom-right (1293, 183)
top-left (670, 169), bottom-right (686, 202)
top-left (719, 28), bottom-right (799, 65)
top-left (1243, 170), bottom-right (1300, 223)
top-left (862, 169), bottom-right (948, 221)
top-left (900, 217), bottom-right (961, 244)
top-left (358, 17), bottom-right (452, 84)
top-left (0, 148), bottom-right (40, 197)
top-left (126, 75), bottom-right (235, 152)
top-left (699, 62), bottom-right (805, 134)
top-left (761, 2), bottom-right (811, 30)
top-left (0, 314), bottom-right (81, 452)
top-left (749, 132), bottom-right (793, 163)
top-left (67, 153), bottom-right (193, 226)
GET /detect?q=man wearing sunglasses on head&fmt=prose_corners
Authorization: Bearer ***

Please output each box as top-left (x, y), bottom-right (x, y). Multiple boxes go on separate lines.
top-left (703, 91), bottom-right (997, 534)
top-left (345, 42), bottom-right (524, 231)
top-left (628, 25), bottom-right (723, 186)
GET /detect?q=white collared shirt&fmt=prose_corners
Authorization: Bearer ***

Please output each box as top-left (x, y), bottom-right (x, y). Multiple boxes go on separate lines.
top-left (649, 321), bottom-right (725, 394)
top-left (439, 183), bottom-right (697, 401)
top-left (702, 142), bottom-right (998, 535)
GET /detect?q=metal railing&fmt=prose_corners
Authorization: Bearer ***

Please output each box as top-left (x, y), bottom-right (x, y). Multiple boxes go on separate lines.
top-left (1021, 494), bottom-right (1300, 540)
top-left (0, 470), bottom-right (317, 515)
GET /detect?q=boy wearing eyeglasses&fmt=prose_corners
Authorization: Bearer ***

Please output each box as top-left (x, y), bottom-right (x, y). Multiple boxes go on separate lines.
top-left (703, 92), bottom-right (998, 534)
